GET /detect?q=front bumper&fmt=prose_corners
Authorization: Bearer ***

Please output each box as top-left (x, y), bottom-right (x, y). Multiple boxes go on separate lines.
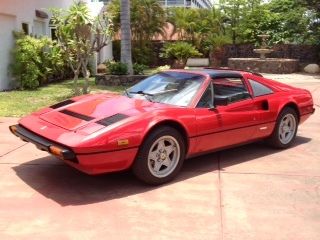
top-left (9, 124), bottom-right (139, 175)
top-left (9, 124), bottom-right (77, 162)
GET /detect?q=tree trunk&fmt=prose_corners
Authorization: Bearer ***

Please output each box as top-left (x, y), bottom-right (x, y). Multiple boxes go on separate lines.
top-left (120, 0), bottom-right (133, 75)
top-left (81, 59), bottom-right (89, 94)
top-left (73, 70), bottom-right (80, 95)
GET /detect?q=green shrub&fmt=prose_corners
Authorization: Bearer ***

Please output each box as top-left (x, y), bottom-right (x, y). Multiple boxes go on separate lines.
top-left (132, 46), bottom-right (154, 66)
top-left (11, 32), bottom-right (69, 89)
top-left (106, 61), bottom-right (128, 75)
top-left (160, 42), bottom-right (202, 62)
top-left (133, 63), bottom-right (147, 75)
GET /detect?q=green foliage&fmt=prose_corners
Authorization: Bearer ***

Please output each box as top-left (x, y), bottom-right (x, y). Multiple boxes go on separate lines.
top-left (106, 61), bottom-right (128, 75)
top-left (11, 33), bottom-right (67, 90)
top-left (219, 0), bottom-right (318, 45)
top-left (133, 63), bottom-right (147, 75)
top-left (167, 7), bottom-right (229, 55)
top-left (160, 42), bottom-right (202, 61)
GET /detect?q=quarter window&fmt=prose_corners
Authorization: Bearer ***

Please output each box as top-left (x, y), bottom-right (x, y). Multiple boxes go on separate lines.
top-left (249, 79), bottom-right (273, 97)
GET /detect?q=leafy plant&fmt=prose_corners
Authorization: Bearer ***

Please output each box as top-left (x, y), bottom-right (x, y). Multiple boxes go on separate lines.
top-left (133, 63), bottom-right (147, 75)
top-left (106, 61), bottom-right (128, 75)
top-left (160, 42), bottom-right (202, 61)
top-left (11, 33), bottom-right (68, 90)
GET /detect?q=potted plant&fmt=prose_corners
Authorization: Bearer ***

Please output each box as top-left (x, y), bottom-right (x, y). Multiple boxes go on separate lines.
top-left (204, 34), bottom-right (231, 68)
top-left (160, 41), bottom-right (202, 69)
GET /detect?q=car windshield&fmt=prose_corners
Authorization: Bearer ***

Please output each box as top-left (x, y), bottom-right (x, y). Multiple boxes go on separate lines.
top-left (125, 71), bottom-right (205, 107)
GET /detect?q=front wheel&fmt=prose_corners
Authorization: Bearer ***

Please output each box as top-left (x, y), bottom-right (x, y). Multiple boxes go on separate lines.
top-left (132, 126), bottom-right (186, 185)
top-left (267, 107), bottom-right (298, 148)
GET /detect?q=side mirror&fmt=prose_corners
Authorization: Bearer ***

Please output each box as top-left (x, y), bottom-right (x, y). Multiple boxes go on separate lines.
top-left (214, 96), bottom-right (229, 106)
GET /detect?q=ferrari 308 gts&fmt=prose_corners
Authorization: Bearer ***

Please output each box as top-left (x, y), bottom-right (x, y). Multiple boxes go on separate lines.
top-left (9, 69), bottom-right (315, 184)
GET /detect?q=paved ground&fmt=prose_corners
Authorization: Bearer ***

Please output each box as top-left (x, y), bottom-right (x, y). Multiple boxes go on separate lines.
top-left (0, 73), bottom-right (319, 240)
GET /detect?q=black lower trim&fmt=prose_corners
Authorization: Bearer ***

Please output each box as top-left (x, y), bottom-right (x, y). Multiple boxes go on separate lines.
top-left (9, 124), bottom-right (77, 162)
top-left (190, 120), bottom-right (275, 139)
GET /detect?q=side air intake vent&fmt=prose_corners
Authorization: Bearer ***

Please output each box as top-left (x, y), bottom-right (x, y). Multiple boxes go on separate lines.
top-left (50, 99), bottom-right (75, 109)
top-left (97, 114), bottom-right (129, 127)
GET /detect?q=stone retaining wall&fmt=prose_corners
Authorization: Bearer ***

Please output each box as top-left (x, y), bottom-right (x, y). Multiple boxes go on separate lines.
top-left (223, 44), bottom-right (319, 66)
top-left (228, 58), bottom-right (299, 74)
top-left (95, 74), bottom-right (148, 86)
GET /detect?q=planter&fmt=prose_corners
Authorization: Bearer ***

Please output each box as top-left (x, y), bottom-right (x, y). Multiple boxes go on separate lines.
top-left (95, 74), bottom-right (148, 86)
top-left (171, 59), bottom-right (186, 69)
top-left (209, 48), bottom-right (225, 68)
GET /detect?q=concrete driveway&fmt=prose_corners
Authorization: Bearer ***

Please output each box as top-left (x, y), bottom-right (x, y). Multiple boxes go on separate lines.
top-left (0, 74), bottom-right (319, 240)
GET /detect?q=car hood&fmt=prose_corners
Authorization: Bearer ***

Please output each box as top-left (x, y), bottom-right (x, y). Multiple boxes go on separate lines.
top-left (39, 93), bottom-right (167, 132)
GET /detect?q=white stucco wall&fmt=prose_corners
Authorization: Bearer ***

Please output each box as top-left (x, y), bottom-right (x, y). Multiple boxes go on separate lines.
top-left (0, 0), bottom-right (112, 90)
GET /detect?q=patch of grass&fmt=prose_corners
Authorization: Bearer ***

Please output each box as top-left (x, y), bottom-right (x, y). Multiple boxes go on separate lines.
top-left (0, 78), bottom-right (126, 117)
top-left (144, 68), bottom-right (159, 75)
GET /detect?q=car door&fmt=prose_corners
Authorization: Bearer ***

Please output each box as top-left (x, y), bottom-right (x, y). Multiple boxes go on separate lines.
top-left (245, 75), bottom-right (277, 138)
top-left (194, 76), bottom-right (259, 153)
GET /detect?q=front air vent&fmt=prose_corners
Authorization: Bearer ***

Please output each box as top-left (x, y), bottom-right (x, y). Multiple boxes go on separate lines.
top-left (97, 114), bottom-right (129, 127)
top-left (60, 109), bottom-right (94, 121)
top-left (50, 99), bottom-right (75, 109)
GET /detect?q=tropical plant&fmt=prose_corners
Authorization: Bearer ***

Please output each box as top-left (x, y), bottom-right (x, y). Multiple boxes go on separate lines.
top-left (51, 1), bottom-right (113, 94)
top-left (160, 42), bottom-right (202, 69)
top-left (167, 7), bottom-right (228, 53)
top-left (204, 34), bottom-right (232, 67)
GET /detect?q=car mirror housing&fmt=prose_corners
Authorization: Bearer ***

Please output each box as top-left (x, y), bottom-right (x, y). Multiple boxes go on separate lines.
top-left (214, 96), bottom-right (229, 106)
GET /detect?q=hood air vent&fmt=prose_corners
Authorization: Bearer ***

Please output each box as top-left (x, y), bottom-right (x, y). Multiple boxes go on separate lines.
top-left (97, 114), bottom-right (129, 127)
top-left (60, 109), bottom-right (94, 121)
top-left (50, 99), bottom-right (75, 109)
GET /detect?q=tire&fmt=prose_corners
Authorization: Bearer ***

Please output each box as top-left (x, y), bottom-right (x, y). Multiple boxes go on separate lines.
top-left (267, 107), bottom-right (298, 149)
top-left (132, 126), bottom-right (186, 185)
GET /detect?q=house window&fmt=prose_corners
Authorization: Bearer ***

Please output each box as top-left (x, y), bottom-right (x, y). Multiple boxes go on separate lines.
top-left (22, 23), bottom-right (29, 35)
top-left (33, 20), bottom-right (46, 38)
top-left (50, 27), bottom-right (57, 41)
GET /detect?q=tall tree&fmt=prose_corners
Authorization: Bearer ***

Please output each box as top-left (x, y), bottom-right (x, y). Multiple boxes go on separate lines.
top-left (120, 0), bottom-right (133, 74)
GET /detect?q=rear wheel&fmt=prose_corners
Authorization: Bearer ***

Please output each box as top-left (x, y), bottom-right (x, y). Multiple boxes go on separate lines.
top-left (267, 107), bottom-right (298, 148)
top-left (132, 126), bottom-right (185, 185)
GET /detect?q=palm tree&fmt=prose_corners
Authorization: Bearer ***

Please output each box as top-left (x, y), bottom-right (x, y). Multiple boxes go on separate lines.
top-left (120, 0), bottom-right (133, 74)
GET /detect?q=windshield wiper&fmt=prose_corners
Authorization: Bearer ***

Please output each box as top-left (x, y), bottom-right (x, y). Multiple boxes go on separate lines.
top-left (129, 90), bottom-right (155, 102)
top-left (129, 90), bottom-right (154, 96)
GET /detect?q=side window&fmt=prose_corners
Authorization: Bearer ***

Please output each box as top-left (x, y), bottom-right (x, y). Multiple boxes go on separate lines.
top-left (213, 78), bottom-right (251, 104)
top-left (248, 79), bottom-right (273, 97)
top-left (196, 83), bottom-right (213, 108)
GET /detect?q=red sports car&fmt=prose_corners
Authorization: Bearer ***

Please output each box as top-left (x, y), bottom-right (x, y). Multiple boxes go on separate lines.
top-left (9, 69), bottom-right (315, 184)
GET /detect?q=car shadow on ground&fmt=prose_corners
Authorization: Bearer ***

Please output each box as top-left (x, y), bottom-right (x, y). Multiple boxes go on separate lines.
top-left (12, 136), bottom-right (311, 206)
